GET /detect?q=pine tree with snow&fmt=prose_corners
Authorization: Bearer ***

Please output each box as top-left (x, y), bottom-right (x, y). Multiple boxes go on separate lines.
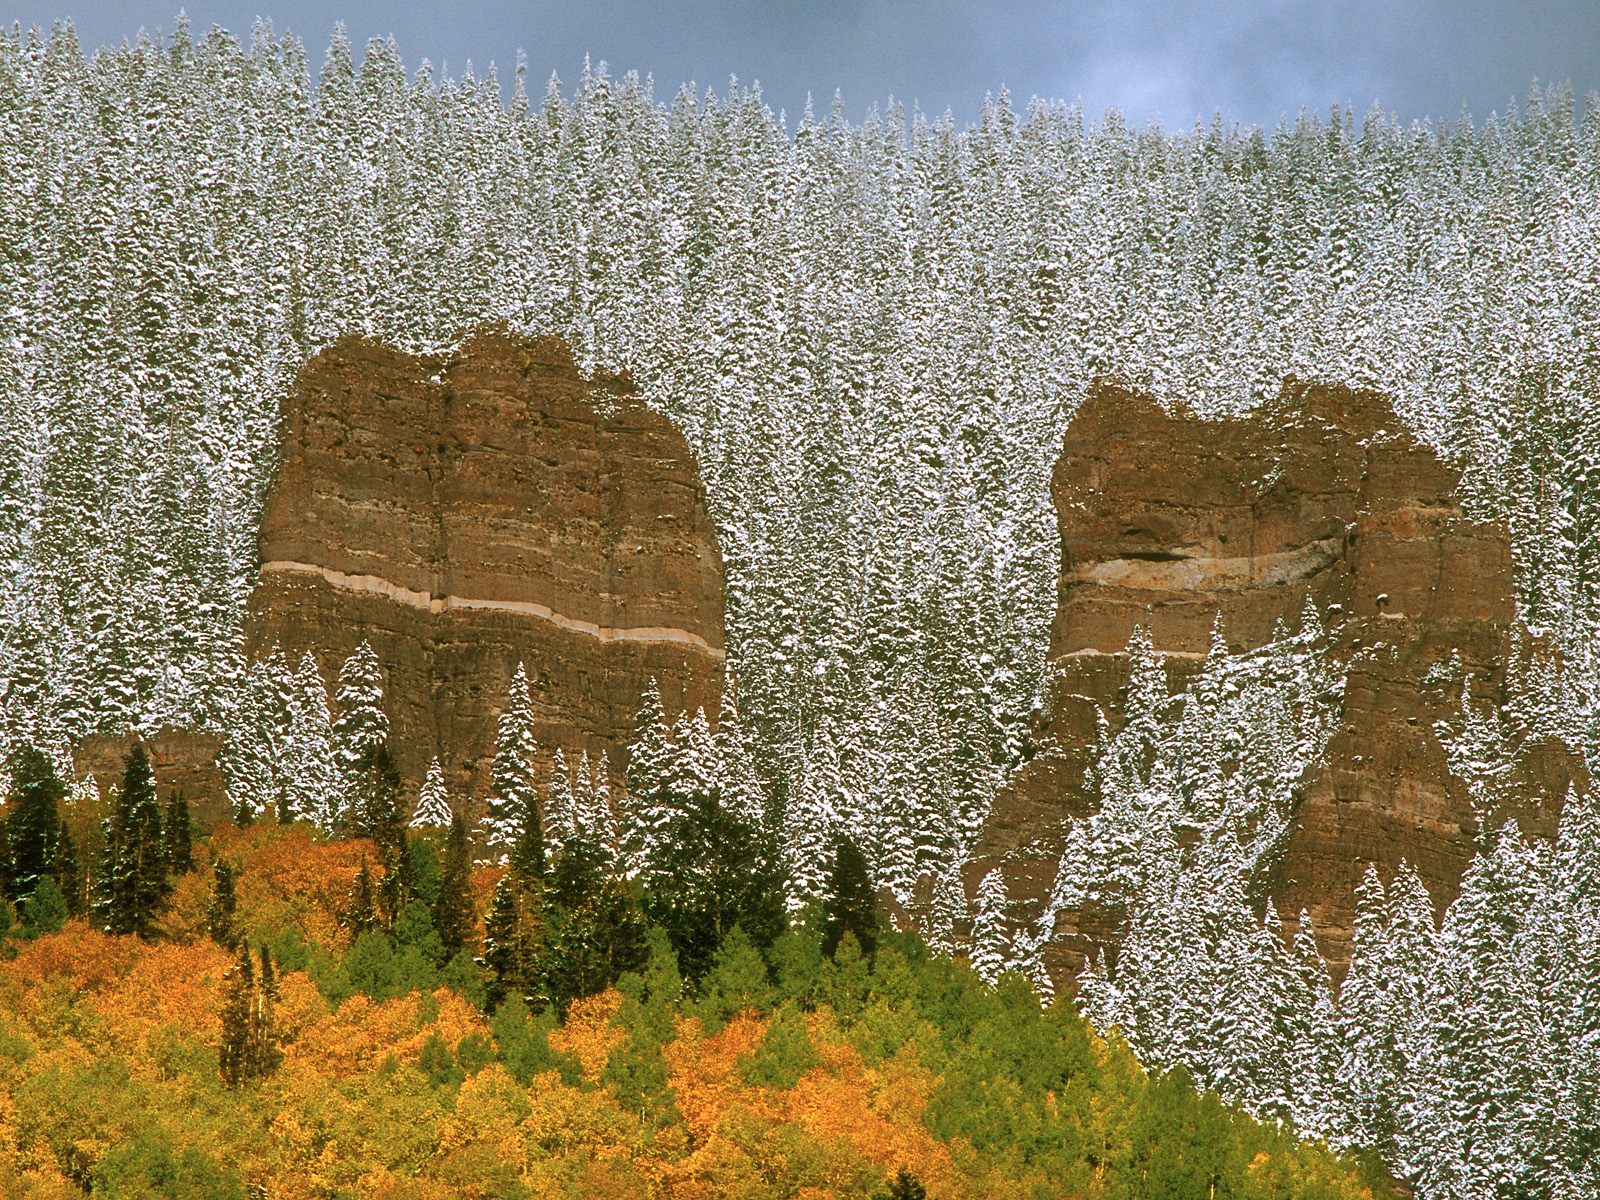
top-left (544, 748), bottom-right (574, 855)
top-left (925, 857), bottom-right (969, 957)
top-left (286, 654), bottom-right (339, 831)
top-left (410, 757), bottom-right (452, 828)
top-left (485, 665), bottom-right (540, 866)
top-left (332, 641), bottom-right (388, 815)
top-left (715, 683), bottom-right (767, 827)
top-left (969, 870), bottom-right (1012, 985)
top-left (620, 679), bottom-right (673, 879)
top-left (572, 750), bottom-right (618, 854)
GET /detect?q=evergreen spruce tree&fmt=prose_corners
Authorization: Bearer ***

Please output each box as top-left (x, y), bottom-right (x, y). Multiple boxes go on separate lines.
top-left (5, 746), bottom-right (65, 905)
top-left (575, 751), bottom-right (620, 857)
top-left (206, 858), bottom-right (238, 948)
top-left (331, 641), bottom-right (388, 821)
top-left (162, 793), bottom-right (193, 876)
top-left (219, 943), bottom-right (255, 1088)
top-left (643, 774), bottom-right (786, 982)
top-left (55, 820), bottom-right (82, 916)
top-left (432, 813), bottom-right (475, 957)
top-left (481, 872), bottom-right (539, 1009)
top-left (485, 665), bottom-right (540, 865)
top-left (342, 858), bottom-right (380, 936)
top-left (873, 1167), bottom-right (928, 1200)
top-left (347, 744), bottom-right (412, 924)
top-left (540, 837), bottom-right (649, 1011)
top-left (970, 870), bottom-right (1011, 985)
top-left (410, 756), bottom-right (452, 828)
top-left (621, 679), bottom-right (673, 878)
top-left (0, 818), bottom-right (11, 905)
top-left (821, 835), bottom-right (879, 959)
top-left (288, 652), bottom-right (340, 830)
top-left (544, 748), bottom-right (574, 855)
top-left (509, 790), bottom-right (546, 883)
top-left (94, 744), bottom-right (171, 938)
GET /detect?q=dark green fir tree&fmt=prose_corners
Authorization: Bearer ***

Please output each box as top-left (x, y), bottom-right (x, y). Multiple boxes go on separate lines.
top-left (481, 872), bottom-right (539, 1009)
top-left (644, 790), bottom-right (785, 982)
top-left (349, 745), bottom-right (412, 923)
top-left (206, 858), bottom-right (238, 947)
top-left (432, 812), bottom-right (475, 958)
top-left (508, 792), bottom-right (545, 883)
top-left (821, 835), bottom-right (880, 960)
top-left (94, 744), bottom-right (171, 938)
top-left (5, 745), bottom-right (66, 906)
top-left (872, 1167), bottom-right (928, 1200)
top-left (162, 793), bottom-right (193, 876)
top-left (342, 858), bottom-right (380, 936)
top-left (56, 819), bottom-right (82, 916)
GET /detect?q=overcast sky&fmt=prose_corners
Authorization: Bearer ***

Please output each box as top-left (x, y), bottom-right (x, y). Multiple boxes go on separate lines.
top-left (9, 1), bottom-right (1600, 130)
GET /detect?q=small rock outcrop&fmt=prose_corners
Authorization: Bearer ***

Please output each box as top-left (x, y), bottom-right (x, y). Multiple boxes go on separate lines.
top-left (245, 328), bottom-right (726, 810)
top-left (977, 380), bottom-right (1583, 980)
top-left (74, 727), bottom-right (226, 814)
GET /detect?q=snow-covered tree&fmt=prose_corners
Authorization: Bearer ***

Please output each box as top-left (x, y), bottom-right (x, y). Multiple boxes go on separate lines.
top-left (485, 664), bottom-right (539, 864)
top-left (331, 641), bottom-right (388, 809)
top-left (410, 756), bottom-right (451, 828)
top-left (543, 747), bottom-right (573, 854)
top-left (286, 655), bottom-right (339, 831)
top-left (969, 869), bottom-right (1012, 985)
top-left (620, 679), bottom-right (673, 878)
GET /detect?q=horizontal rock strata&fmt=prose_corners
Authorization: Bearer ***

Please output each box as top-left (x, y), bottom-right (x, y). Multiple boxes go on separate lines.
top-left (245, 327), bottom-right (726, 811)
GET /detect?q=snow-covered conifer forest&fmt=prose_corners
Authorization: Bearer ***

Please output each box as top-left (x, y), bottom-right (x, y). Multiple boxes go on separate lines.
top-left (2, 18), bottom-right (1600, 1196)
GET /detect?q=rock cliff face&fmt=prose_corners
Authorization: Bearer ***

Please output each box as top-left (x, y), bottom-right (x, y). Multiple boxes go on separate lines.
top-left (245, 328), bottom-right (726, 810)
top-left (74, 727), bottom-right (226, 816)
top-left (976, 380), bottom-right (1582, 980)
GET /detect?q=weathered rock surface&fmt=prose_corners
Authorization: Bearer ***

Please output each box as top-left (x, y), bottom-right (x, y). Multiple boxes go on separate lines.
top-left (245, 327), bottom-right (726, 813)
top-left (74, 727), bottom-right (226, 817)
top-left (976, 380), bottom-right (1583, 981)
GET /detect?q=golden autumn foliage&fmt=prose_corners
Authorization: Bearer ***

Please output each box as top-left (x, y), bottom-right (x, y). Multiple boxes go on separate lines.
top-left (0, 825), bottom-right (1395, 1200)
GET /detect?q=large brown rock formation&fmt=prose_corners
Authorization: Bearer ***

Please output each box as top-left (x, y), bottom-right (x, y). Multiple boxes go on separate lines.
top-left (976, 380), bottom-right (1582, 981)
top-left (74, 727), bottom-right (226, 819)
top-left (244, 327), bottom-right (726, 811)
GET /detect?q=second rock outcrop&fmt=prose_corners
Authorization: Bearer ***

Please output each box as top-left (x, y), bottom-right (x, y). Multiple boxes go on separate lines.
top-left (976, 380), bottom-right (1582, 980)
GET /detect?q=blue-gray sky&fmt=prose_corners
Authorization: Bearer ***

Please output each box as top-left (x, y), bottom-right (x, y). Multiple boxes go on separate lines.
top-left (9, 1), bottom-right (1600, 130)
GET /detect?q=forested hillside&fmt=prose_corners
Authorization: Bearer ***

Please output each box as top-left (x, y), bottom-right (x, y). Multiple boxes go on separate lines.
top-left (3, 19), bottom-right (1598, 885)
top-left (0, 744), bottom-right (1389, 1199)
top-left (2, 17), bottom-right (1599, 1199)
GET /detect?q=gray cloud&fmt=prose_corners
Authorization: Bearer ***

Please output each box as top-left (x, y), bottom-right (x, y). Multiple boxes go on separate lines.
top-left (7, 0), bottom-right (1599, 128)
